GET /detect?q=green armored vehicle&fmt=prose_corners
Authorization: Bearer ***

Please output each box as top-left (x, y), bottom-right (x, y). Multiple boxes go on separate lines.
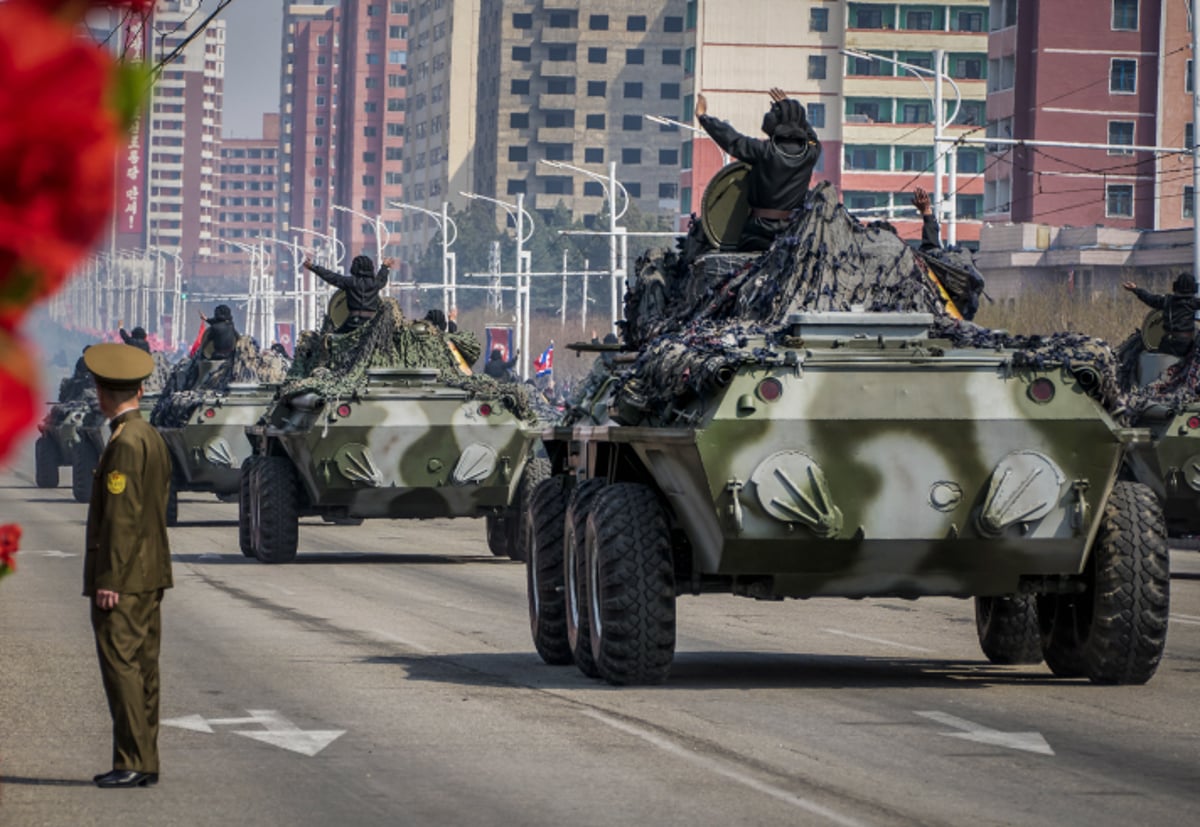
top-left (242, 298), bottom-right (546, 564)
top-left (150, 339), bottom-right (289, 530)
top-left (34, 395), bottom-right (103, 501)
top-left (523, 182), bottom-right (1169, 688)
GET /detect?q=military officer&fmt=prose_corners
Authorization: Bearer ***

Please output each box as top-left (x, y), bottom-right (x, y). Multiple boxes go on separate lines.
top-left (83, 343), bottom-right (173, 789)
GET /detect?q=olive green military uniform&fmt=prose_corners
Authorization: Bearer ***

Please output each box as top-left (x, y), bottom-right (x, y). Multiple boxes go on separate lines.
top-left (83, 345), bottom-right (173, 776)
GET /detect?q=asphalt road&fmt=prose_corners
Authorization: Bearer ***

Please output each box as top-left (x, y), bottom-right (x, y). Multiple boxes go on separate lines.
top-left (2, 459), bottom-right (1199, 826)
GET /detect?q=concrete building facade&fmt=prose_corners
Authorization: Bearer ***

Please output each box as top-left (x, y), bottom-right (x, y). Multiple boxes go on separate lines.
top-left (216, 114), bottom-right (282, 272)
top-left (473, 0), bottom-right (688, 225)
top-left (1156, 0), bottom-right (1194, 230)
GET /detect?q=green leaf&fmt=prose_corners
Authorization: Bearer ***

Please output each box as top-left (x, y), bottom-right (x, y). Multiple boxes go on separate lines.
top-left (110, 61), bottom-right (152, 133)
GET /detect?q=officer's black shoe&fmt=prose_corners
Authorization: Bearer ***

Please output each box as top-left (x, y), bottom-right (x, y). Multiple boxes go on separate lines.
top-left (94, 770), bottom-right (155, 788)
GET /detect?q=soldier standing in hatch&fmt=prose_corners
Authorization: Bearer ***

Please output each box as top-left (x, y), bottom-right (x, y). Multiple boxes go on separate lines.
top-left (695, 87), bottom-right (822, 251)
top-left (303, 254), bottom-right (394, 333)
top-left (1124, 274), bottom-right (1200, 357)
top-left (197, 304), bottom-right (238, 359)
top-left (118, 324), bottom-right (151, 354)
top-left (82, 343), bottom-right (173, 789)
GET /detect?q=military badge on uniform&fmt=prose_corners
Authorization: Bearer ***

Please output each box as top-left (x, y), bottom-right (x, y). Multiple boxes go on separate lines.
top-left (106, 471), bottom-right (127, 495)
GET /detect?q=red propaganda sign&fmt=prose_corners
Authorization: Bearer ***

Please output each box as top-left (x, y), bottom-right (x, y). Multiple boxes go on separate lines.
top-left (119, 20), bottom-right (149, 236)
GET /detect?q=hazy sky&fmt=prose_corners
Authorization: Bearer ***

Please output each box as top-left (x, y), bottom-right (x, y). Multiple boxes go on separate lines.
top-left (221, 0), bottom-right (284, 138)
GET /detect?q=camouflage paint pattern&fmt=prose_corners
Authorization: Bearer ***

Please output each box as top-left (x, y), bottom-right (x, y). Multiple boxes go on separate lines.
top-left (1127, 407), bottom-right (1200, 533)
top-left (557, 313), bottom-right (1135, 599)
top-left (38, 400), bottom-right (102, 466)
top-left (249, 368), bottom-right (539, 519)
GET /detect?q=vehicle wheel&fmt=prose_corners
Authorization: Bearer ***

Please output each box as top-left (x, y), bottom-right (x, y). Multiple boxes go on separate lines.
top-left (565, 479), bottom-right (606, 678)
top-left (238, 456), bottom-right (261, 557)
top-left (1040, 481), bottom-right (1170, 685)
top-left (165, 484), bottom-right (179, 527)
top-left (35, 436), bottom-right (60, 488)
top-left (586, 483), bottom-right (676, 686)
top-left (254, 456), bottom-right (300, 564)
top-left (507, 457), bottom-right (550, 562)
top-left (485, 514), bottom-right (509, 558)
top-left (975, 595), bottom-right (1043, 665)
top-left (71, 440), bottom-right (99, 503)
top-left (526, 476), bottom-right (571, 665)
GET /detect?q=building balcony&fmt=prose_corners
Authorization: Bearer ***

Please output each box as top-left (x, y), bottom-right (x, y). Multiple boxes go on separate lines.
top-left (845, 29), bottom-right (987, 53)
top-left (536, 126), bottom-right (576, 144)
top-left (538, 93), bottom-right (576, 110)
top-left (532, 191), bottom-right (578, 210)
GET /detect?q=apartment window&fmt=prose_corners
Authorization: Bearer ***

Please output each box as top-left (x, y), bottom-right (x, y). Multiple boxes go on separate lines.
top-left (661, 82), bottom-right (680, 99)
top-left (1188, 60), bottom-right (1194, 94)
top-left (852, 6), bottom-right (885, 29)
top-left (1108, 121), bottom-right (1135, 154)
top-left (589, 47), bottom-right (607, 64)
top-left (622, 114), bottom-right (643, 131)
top-left (387, 97), bottom-right (405, 112)
top-left (622, 147), bottom-right (642, 164)
top-left (957, 195), bottom-right (983, 220)
top-left (317, 55), bottom-right (327, 65)
top-left (315, 136), bottom-right (325, 147)
top-left (388, 74), bottom-right (406, 88)
top-left (587, 80), bottom-right (607, 96)
top-left (512, 13), bottom-right (532, 29)
top-left (1106, 184), bottom-right (1134, 216)
top-left (389, 25), bottom-right (403, 38)
top-left (849, 53), bottom-right (890, 76)
top-left (385, 172), bottom-right (402, 185)
top-left (586, 114), bottom-right (605, 129)
top-left (846, 146), bottom-right (885, 170)
top-left (956, 149), bottom-right (984, 173)
top-left (391, 2), bottom-right (406, 12)
top-left (545, 110), bottom-right (574, 128)
top-left (659, 182), bottom-right (678, 200)
top-left (387, 123), bottom-right (403, 137)
top-left (589, 14), bottom-right (609, 30)
top-left (545, 144), bottom-right (573, 161)
top-left (511, 78), bottom-right (530, 95)
top-left (316, 75), bottom-right (327, 85)
top-left (1186, 186), bottom-right (1195, 219)
top-left (508, 146), bottom-right (528, 162)
top-left (363, 151), bottom-right (377, 163)
top-left (364, 102), bottom-right (377, 113)
top-left (664, 15), bottom-right (683, 32)
top-left (507, 179), bottom-right (527, 195)
top-left (659, 148), bottom-right (678, 165)
top-left (548, 44), bottom-right (575, 61)
top-left (956, 10), bottom-right (985, 31)
top-left (1110, 59), bottom-right (1137, 93)
top-left (808, 55), bottom-right (827, 80)
top-left (363, 125), bottom-right (377, 137)
top-left (365, 77), bottom-right (378, 88)
top-left (663, 49), bottom-right (681, 66)
top-left (583, 181), bottom-right (604, 197)
top-left (811, 7), bottom-right (829, 31)
top-left (543, 176), bottom-right (573, 194)
top-left (625, 182), bottom-right (642, 198)
top-left (627, 15), bottom-right (647, 31)
top-left (952, 56), bottom-right (985, 80)
top-left (624, 82), bottom-right (643, 99)
top-left (548, 11), bottom-right (574, 28)
top-left (317, 35), bottom-right (328, 45)
top-left (362, 175), bottom-right (376, 187)
top-left (510, 112), bottom-right (529, 128)
top-left (584, 148), bottom-right (604, 163)
top-left (386, 147), bottom-right (403, 160)
top-left (1187, 122), bottom-right (1194, 149)
top-left (512, 46), bottom-right (531, 62)
top-left (904, 9), bottom-right (935, 30)
top-left (900, 102), bottom-right (931, 124)
top-left (627, 49), bottom-right (644, 65)
top-left (1113, 0), bottom-right (1138, 30)
top-left (366, 54), bottom-right (380, 65)
top-left (808, 103), bottom-right (825, 129)
top-left (388, 50), bottom-right (406, 65)
top-left (546, 77), bottom-right (575, 94)
top-left (900, 148), bottom-right (932, 171)
top-left (366, 4), bottom-right (378, 15)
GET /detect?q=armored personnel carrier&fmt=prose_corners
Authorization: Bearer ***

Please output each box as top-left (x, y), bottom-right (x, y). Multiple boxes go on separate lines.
top-left (150, 338), bottom-right (288, 531)
top-left (242, 297), bottom-right (546, 563)
top-left (523, 180), bottom-right (1169, 687)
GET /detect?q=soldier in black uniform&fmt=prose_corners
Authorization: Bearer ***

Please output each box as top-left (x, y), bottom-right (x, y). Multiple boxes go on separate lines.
top-left (1124, 274), bottom-right (1200, 357)
top-left (118, 325), bottom-right (151, 354)
top-left (484, 348), bottom-right (518, 381)
top-left (198, 304), bottom-right (238, 359)
top-left (696, 87), bottom-right (822, 251)
top-left (304, 254), bottom-right (394, 333)
top-left (82, 343), bottom-right (174, 789)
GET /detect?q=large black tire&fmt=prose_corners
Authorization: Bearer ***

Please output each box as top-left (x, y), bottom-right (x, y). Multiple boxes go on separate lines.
top-left (1040, 481), bottom-right (1170, 685)
top-left (565, 479), bottom-right (606, 678)
top-left (485, 514), bottom-right (510, 557)
top-left (508, 457), bottom-right (550, 562)
top-left (238, 456), bottom-right (261, 557)
top-left (526, 476), bottom-right (571, 665)
top-left (586, 483), bottom-right (676, 685)
top-left (254, 456), bottom-right (300, 564)
top-left (71, 440), bottom-right (99, 504)
top-left (975, 595), bottom-right (1043, 665)
top-left (35, 436), bottom-right (60, 488)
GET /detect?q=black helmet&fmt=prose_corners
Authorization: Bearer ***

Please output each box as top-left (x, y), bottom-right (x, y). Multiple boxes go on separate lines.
top-left (423, 308), bottom-right (448, 331)
top-left (490, 348), bottom-right (504, 361)
top-left (211, 304), bottom-right (233, 322)
top-left (1174, 273), bottom-right (1197, 295)
top-left (351, 255), bottom-right (375, 277)
top-left (131, 326), bottom-right (147, 340)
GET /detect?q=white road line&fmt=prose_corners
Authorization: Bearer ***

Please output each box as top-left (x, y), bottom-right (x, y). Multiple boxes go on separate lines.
top-left (581, 709), bottom-right (870, 827)
top-left (1170, 614), bottom-right (1200, 626)
top-left (370, 628), bottom-right (434, 654)
top-left (822, 628), bottom-right (934, 653)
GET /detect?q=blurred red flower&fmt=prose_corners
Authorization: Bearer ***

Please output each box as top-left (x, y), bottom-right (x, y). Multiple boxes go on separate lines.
top-left (0, 329), bottom-right (39, 464)
top-left (0, 2), bottom-right (122, 329)
top-left (11, 1), bottom-right (157, 19)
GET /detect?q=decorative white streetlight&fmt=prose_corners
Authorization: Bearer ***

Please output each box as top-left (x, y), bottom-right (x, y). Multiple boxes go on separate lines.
top-left (289, 226), bottom-right (346, 332)
top-left (388, 200), bottom-right (459, 315)
top-left (841, 48), bottom-right (963, 243)
top-left (460, 191), bottom-right (534, 379)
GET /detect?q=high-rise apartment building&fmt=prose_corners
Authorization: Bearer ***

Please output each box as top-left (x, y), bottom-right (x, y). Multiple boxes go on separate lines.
top-left (215, 114), bottom-right (282, 269)
top-left (146, 1), bottom-right (225, 266)
top-left (985, 0), bottom-right (1162, 229)
top-left (396, 0), bottom-right (479, 267)
top-left (682, 0), bottom-right (987, 244)
top-left (474, 0), bottom-right (688, 225)
top-left (279, 1), bottom-right (409, 268)
top-left (1156, 0), bottom-right (1192, 230)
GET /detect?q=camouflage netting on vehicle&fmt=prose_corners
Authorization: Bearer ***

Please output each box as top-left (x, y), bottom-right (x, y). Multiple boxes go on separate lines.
top-left (279, 298), bottom-right (547, 423)
top-left (595, 182), bottom-right (1165, 427)
top-left (50, 352), bottom-right (171, 425)
top-left (151, 337), bottom-right (290, 427)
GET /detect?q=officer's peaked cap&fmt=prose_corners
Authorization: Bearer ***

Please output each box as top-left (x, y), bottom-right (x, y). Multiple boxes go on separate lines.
top-left (84, 343), bottom-right (154, 391)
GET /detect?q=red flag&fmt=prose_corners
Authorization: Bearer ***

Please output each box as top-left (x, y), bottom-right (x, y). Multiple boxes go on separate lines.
top-left (188, 320), bottom-right (206, 357)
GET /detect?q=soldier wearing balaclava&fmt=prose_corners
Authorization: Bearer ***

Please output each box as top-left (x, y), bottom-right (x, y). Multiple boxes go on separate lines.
top-left (304, 253), bottom-right (394, 333)
top-left (696, 87), bottom-right (822, 252)
top-left (1124, 273), bottom-right (1200, 357)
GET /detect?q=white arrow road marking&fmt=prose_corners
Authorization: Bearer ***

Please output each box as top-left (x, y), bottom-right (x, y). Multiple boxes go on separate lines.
top-left (1171, 613), bottom-right (1200, 626)
top-left (25, 550), bottom-right (78, 558)
top-left (916, 711), bottom-right (1054, 756)
top-left (162, 709), bottom-right (345, 757)
top-left (822, 628), bottom-right (934, 653)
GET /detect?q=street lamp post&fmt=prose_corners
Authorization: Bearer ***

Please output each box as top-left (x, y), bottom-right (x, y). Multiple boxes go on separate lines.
top-left (388, 200), bottom-right (459, 315)
top-left (841, 48), bottom-right (963, 243)
top-left (461, 191), bottom-right (534, 379)
top-left (289, 227), bottom-right (346, 332)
